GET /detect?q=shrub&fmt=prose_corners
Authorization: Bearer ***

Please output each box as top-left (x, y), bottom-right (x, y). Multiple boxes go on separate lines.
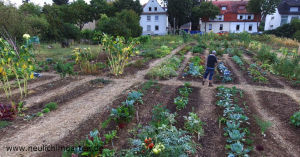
top-left (256, 45), bottom-right (277, 64)
top-left (272, 57), bottom-right (300, 80)
top-left (138, 35), bottom-right (151, 44)
top-left (54, 61), bottom-right (75, 78)
top-left (290, 111), bottom-right (300, 127)
top-left (45, 102), bottom-right (58, 111)
top-left (293, 30), bottom-right (300, 42)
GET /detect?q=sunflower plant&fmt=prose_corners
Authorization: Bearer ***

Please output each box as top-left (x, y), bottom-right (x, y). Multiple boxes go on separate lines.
top-left (0, 34), bottom-right (35, 103)
top-left (101, 34), bottom-right (139, 76)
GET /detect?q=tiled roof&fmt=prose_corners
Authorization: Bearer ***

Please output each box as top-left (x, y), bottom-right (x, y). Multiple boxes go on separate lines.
top-left (278, 0), bottom-right (300, 15)
top-left (212, 1), bottom-right (249, 14)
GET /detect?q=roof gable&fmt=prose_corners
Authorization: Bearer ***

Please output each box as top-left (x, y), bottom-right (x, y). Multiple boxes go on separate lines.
top-left (143, 0), bottom-right (166, 13)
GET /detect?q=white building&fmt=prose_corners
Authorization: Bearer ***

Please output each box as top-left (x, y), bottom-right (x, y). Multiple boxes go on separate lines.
top-left (265, 0), bottom-right (300, 31)
top-left (200, 1), bottom-right (260, 33)
top-left (140, 0), bottom-right (169, 35)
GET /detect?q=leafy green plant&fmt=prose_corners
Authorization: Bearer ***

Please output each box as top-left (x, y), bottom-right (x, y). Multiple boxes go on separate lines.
top-left (0, 120), bottom-right (11, 129)
top-left (54, 61), bottom-right (75, 78)
top-left (228, 141), bottom-right (251, 157)
top-left (146, 55), bottom-right (183, 79)
top-left (174, 96), bottom-right (188, 110)
top-left (232, 55), bottom-right (244, 68)
top-left (42, 108), bottom-right (50, 113)
top-left (254, 116), bottom-right (272, 136)
top-left (248, 64), bottom-right (268, 83)
top-left (151, 104), bottom-right (176, 128)
top-left (184, 112), bottom-right (204, 140)
top-left (290, 111), bottom-right (300, 127)
top-left (45, 102), bottom-right (58, 111)
top-left (104, 130), bottom-right (117, 144)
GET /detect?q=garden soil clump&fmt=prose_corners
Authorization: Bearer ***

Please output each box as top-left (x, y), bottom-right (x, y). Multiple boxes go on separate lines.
top-left (257, 91), bottom-right (300, 154)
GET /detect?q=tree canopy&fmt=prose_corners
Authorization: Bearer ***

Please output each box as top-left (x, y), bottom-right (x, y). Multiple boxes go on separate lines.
top-left (53, 0), bottom-right (69, 5)
top-left (247, 0), bottom-right (281, 20)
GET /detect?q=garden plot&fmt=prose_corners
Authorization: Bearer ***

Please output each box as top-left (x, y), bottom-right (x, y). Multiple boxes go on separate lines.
top-left (0, 78), bottom-right (111, 141)
top-left (215, 87), bottom-right (291, 156)
top-left (229, 55), bottom-right (283, 88)
top-left (0, 77), bottom-right (79, 104)
top-left (257, 91), bottom-right (300, 155)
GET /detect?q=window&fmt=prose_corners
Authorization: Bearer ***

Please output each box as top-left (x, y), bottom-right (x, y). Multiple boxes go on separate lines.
top-left (147, 16), bottom-right (151, 21)
top-left (149, 7), bottom-right (152, 11)
top-left (147, 25), bottom-right (151, 31)
top-left (221, 6), bottom-right (227, 10)
top-left (236, 25), bottom-right (240, 31)
top-left (154, 7), bottom-right (157, 11)
top-left (249, 25), bottom-right (253, 31)
top-left (239, 15), bottom-right (243, 20)
top-left (280, 15), bottom-right (288, 26)
top-left (155, 16), bottom-right (159, 21)
top-left (220, 24), bottom-right (223, 31)
top-left (209, 24), bottom-right (212, 30)
top-left (210, 15), bottom-right (224, 21)
top-left (155, 25), bottom-right (159, 31)
top-left (271, 16), bottom-right (275, 20)
top-left (248, 15), bottom-right (252, 20)
top-left (270, 25), bottom-right (273, 28)
top-left (290, 7), bottom-right (299, 12)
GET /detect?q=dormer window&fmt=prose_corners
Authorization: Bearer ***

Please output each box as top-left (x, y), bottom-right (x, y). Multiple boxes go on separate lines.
top-left (239, 15), bottom-right (243, 20)
top-left (290, 7), bottom-right (299, 12)
top-left (221, 6), bottom-right (227, 10)
top-left (154, 7), bottom-right (157, 11)
top-left (149, 7), bottom-right (152, 11)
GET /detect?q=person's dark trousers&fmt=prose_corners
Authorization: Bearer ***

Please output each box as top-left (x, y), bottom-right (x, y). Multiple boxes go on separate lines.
top-left (204, 67), bottom-right (215, 81)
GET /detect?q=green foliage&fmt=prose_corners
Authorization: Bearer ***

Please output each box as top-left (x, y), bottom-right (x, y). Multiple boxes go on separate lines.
top-left (53, 0), bottom-right (69, 5)
top-left (54, 61), bottom-right (75, 78)
top-left (151, 104), bottom-right (176, 128)
top-left (112, 0), bottom-right (143, 16)
top-left (104, 130), bottom-right (117, 144)
top-left (272, 57), bottom-right (300, 80)
top-left (254, 116), bottom-right (272, 135)
top-left (42, 108), bottom-right (50, 113)
top-left (0, 121), bottom-right (11, 129)
top-left (167, 0), bottom-right (194, 29)
top-left (255, 45), bottom-right (277, 64)
top-left (290, 111), bottom-right (300, 127)
top-left (184, 112), bottom-right (204, 139)
top-left (232, 56), bottom-right (244, 67)
top-left (45, 102), bottom-right (58, 111)
top-left (147, 55), bottom-right (183, 79)
top-left (138, 36), bottom-right (151, 44)
top-left (246, 0), bottom-right (281, 19)
top-left (293, 30), bottom-right (300, 42)
top-left (174, 96), bottom-right (188, 110)
top-left (192, 2), bottom-right (220, 27)
top-left (248, 64), bottom-right (268, 83)
top-left (96, 10), bottom-right (142, 39)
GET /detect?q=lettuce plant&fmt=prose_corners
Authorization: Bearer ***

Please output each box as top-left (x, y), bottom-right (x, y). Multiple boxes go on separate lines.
top-left (290, 111), bottom-right (300, 127)
top-left (184, 112), bottom-right (204, 140)
top-left (174, 96), bottom-right (188, 110)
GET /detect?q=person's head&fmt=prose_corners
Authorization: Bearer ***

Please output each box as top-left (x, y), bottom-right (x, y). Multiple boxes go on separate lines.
top-left (211, 50), bottom-right (216, 55)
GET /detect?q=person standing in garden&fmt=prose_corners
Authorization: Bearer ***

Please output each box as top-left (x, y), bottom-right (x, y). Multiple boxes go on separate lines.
top-left (203, 50), bottom-right (218, 87)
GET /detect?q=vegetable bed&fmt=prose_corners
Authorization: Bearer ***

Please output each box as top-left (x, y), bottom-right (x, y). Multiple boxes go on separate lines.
top-left (0, 78), bottom-right (111, 140)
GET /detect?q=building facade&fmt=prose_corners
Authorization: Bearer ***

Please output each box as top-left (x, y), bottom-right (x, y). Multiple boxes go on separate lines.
top-left (140, 0), bottom-right (168, 35)
top-left (265, 0), bottom-right (300, 30)
top-left (200, 1), bottom-right (260, 33)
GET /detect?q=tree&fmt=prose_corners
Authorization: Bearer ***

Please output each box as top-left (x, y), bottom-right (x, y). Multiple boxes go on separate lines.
top-left (191, 2), bottom-right (220, 30)
top-left (19, 2), bottom-right (42, 16)
top-left (247, 0), bottom-right (281, 21)
top-left (166, 0), bottom-right (194, 29)
top-left (90, 0), bottom-right (109, 20)
top-left (96, 10), bottom-right (142, 38)
top-left (68, 0), bottom-right (93, 30)
top-left (112, 0), bottom-right (143, 15)
top-left (52, 0), bottom-right (69, 5)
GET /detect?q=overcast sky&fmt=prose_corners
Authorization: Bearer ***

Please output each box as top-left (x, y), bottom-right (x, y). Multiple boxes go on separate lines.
top-left (4, 0), bottom-right (150, 7)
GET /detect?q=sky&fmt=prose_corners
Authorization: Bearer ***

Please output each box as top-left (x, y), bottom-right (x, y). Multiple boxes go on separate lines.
top-left (4, 0), bottom-right (149, 7)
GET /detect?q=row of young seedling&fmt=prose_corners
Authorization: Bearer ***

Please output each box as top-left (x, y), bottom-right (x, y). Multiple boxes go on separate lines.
top-left (216, 86), bottom-right (252, 157)
top-left (218, 62), bottom-right (232, 83)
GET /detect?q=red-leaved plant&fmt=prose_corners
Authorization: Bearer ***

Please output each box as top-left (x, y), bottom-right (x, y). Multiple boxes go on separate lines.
top-left (0, 104), bottom-right (17, 121)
